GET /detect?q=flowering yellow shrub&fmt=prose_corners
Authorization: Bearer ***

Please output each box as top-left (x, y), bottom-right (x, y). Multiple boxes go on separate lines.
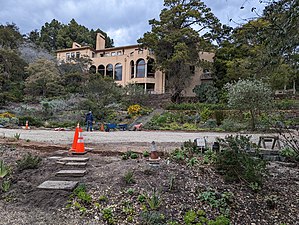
top-left (127, 104), bottom-right (141, 116)
top-left (0, 112), bottom-right (15, 118)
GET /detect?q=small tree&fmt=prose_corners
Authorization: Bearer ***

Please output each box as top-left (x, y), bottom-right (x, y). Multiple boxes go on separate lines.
top-left (225, 79), bottom-right (273, 130)
top-left (24, 58), bottom-right (63, 98)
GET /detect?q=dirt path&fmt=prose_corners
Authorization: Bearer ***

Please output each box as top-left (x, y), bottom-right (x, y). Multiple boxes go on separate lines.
top-left (0, 128), bottom-right (267, 146)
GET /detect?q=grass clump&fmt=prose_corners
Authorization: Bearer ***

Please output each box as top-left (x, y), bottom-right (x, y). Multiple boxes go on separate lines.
top-left (0, 160), bottom-right (10, 178)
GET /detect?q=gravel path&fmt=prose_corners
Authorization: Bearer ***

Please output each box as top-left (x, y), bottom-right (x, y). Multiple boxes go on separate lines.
top-left (0, 128), bottom-right (266, 145)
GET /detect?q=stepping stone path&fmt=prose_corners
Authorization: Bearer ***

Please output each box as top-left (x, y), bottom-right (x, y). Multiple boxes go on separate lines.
top-left (37, 180), bottom-right (78, 191)
top-left (56, 170), bottom-right (87, 177)
top-left (38, 155), bottom-right (89, 191)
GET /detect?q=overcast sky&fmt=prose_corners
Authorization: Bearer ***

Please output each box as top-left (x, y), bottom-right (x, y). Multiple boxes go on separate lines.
top-left (0, 0), bottom-right (265, 47)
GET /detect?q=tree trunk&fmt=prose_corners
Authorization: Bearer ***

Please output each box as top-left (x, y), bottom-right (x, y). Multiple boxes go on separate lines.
top-left (171, 90), bottom-right (182, 103)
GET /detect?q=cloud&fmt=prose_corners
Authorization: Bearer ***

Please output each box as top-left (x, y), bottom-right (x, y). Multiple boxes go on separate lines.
top-left (0, 0), bottom-right (265, 46)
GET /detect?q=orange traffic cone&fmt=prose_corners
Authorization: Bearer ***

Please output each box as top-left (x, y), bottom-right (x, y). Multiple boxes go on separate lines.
top-left (100, 123), bottom-right (104, 132)
top-left (70, 123), bottom-right (80, 151)
top-left (72, 128), bottom-right (86, 154)
top-left (24, 120), bottom-right (30, 130)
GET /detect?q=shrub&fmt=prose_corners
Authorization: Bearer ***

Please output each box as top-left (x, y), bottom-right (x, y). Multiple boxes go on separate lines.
top-left (143, 151), bottom-right (150, 157)
top-left (140, 211), bottom-right (165, 225)
top-left (127, 104), bottom-right (142, 116)
top-left (16, 153), bottom-right (42, 171)
top-left (214, 110), bottom-right (225, 126)
top-left (215, 135), bottom-right (267, 186)
top-left (219, 118), bottom-right (247, 132)
top-left (200, 107), bottom-right (213, 122)
top-left (280, 147), bottom-right (299, 161)
top-left (165, 103), bottom-right (226, 111)
top-left (0, 112), bottom-right (15, 118)
top-left (18, 116), bottom-right (43, 127)
top-left (274, 99), bottom-right (299, 110)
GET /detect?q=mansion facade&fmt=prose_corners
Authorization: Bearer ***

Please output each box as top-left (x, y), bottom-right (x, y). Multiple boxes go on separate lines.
top-left (56, 33), bottom-right (214, 96)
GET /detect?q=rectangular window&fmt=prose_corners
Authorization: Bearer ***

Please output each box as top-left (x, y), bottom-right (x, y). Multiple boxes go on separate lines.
top-left (104, 53), bottom-right (110, 57)
top-left (66, 53), bottom-right (70, 60)
top-left (76, 52), bottom-right (80, 58)
top-left (71, 52), bottom-right (75, 58)
top-left (117, 51), bottom-right (122, 55)
top-left (111, 52), bottom-right (116, 56)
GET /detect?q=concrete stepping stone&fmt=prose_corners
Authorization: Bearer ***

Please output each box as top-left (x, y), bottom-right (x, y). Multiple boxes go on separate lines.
top-left (58, 157), bottom-right (89, 162)
top-left (48, 156), bottom-right (62, 160)
top-left (56, 170), bottom-right (87, 177)
top-left (65, 162), bottom-right (87, 167)
top-left (37, 180), bottom-right (78, 190)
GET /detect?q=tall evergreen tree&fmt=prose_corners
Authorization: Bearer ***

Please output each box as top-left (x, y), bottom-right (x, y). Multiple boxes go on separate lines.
top-left (139, 0), bottom-right (221, 102)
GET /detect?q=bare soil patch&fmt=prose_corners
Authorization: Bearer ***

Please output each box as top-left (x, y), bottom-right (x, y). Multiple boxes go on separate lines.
top-left (0, 141), bottom-right (298, 224)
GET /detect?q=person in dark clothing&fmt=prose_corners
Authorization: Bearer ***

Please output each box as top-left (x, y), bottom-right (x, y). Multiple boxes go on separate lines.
top-left (85, 111), bottom-right (93, 131)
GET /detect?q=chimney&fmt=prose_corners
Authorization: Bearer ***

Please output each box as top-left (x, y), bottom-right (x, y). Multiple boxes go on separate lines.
top-left (96, 33), bottom-right (106, 50)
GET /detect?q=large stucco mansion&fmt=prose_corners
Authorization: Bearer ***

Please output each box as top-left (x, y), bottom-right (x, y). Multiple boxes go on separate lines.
top-left (56, 33), bottom-right (214, 96)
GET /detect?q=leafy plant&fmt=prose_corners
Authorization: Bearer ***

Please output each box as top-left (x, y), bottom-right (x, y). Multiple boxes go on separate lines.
top-left (138, 194), bottom-right (146, 203)
top-left (123, 170), bottom-right (135, 184)
top-left (0, 160), bottom-right (9, 178)
top-left (249, 182), bottom-right (261, 192)
top-left (130, 152), bottom-right (138, 159)
top-left (16, 153), bottom-right (42, 171)
top-left (203, 149), bottom-right (217, 164)
top-left (143, 151), bottom-right (150, 157)
top-left (264, 195), bottom-right (278, 209)
top-left (73, 184), bottom-right (92, 204)
top-left (199, 189), bottom-right (233, 216)
top-left (183, 209), bottom-right (230, 225)
top-left (99, 195), bottom-right (108, 202)
top-left (121, 150), bottom-right (139, 160)
top-left (184, 210), bottom-right (197, 224)
top-left (1, 180), bottom-right (11, 192)
top-left (170, 148), bottom-right (186, 161)
top-left (102, 207), bottom-right (115, 224)
top-left (187, 157), bottom-right (199, 167)
top-left (126, 188), bottom-right (135, 195)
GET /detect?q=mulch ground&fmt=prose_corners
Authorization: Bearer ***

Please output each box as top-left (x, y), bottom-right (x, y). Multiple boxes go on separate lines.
top-left (0, 140), bottom-right (298, 225)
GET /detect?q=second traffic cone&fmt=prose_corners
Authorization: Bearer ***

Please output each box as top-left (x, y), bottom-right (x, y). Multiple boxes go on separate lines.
top-left (70, 123), bottom-right (80, 151)
top-left (100, 123), bottom-right (104, 132)
top-left (73, 128), bottom-right (86, 154)
top-left (25, 120), bottom-right (30, 130)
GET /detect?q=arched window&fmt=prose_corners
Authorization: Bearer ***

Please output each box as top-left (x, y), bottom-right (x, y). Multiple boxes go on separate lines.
top-left (147, 58), bottom-right (155, 78)
top-left (130, 60), bottom-right (134, 78)
top-left (115, 63), bottom-right (122, 81)
top-left (98, 65), bottom-right (105, 76)
top-left (106, 64), bottom-right (113, 78)
top-left (89, 65), bottom-right (96, 74)
top-left (136, 59), bottom-right (145, 78)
